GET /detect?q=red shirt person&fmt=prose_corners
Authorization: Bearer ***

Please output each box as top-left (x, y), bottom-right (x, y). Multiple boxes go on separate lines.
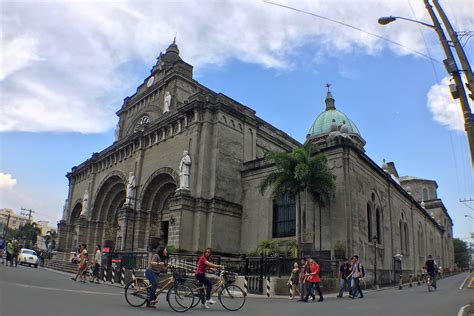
top-left (302, 258), bottom-right (324, 302)
top-left (194, 248), bottom-right (223, 308)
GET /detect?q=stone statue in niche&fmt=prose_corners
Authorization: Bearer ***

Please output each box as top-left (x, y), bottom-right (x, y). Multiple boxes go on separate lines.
top-left (178, 150), bottom-right (192, 191)
top-left (164, 91), bottom-right (171, 113)
top-left (81, 190), bottom-right (89, 217)
top-left (125, 172), bottom-right (136, 206)
top-left (114, 123), bottom-right (120, 141)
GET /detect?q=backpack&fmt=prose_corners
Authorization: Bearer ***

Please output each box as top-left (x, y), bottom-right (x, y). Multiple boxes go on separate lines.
top-left (358, 263), bottom-right (365, 278)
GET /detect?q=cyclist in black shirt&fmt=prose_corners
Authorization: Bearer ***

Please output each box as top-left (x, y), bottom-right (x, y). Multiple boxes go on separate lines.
top-left (424, 254), bottom-right (438, 289)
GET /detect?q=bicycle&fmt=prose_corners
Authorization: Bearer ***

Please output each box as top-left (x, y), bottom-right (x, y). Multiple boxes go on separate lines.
top-left (124, 265), bottom-right (195, 312)
top-left (189, 268), bottom-right (246, 311)
top-left (426, 273), bottom-right (437, 292)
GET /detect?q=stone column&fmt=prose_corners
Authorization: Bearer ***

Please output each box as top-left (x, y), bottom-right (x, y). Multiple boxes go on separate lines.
top-left (77, 216), bottom-right (89, 245)
top-left (133, 210), bottom-right (149, 251)
top-left (57, 220), bottom-right (70, 252)
top-left (117, 207), bottom-right (135, 251)
top-left (168, 191), bottom-right (195, 251)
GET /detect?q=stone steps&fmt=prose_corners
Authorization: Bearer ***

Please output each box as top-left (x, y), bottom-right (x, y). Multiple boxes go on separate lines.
top-left (44, 259), bottom-right (77, 274)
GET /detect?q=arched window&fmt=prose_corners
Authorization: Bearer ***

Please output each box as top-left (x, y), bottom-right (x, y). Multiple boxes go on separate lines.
top-left (422, 188), bottom-right (429, 201)
top-left (367, 203), bottom-right (372, 242)
top-left (404, 223), bottom-right (409, 255)
top-left (399, 220), bottom-right (404, 252)
top-left (417, 226), bottom-right (424, 255)
top-left (272, 193), bottom-right (296, 238)
top-left (376, 208), bottom-right (382, 244)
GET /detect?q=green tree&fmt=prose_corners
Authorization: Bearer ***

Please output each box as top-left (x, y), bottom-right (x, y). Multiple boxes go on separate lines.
top-left (259, 144), bottom-right (335, 249)
top-left (257, 240), bottom-right (278, 257)
top-left (11, 222), bottom-right (41, 248)
top-left (453, 238), bottom-right (470, 268)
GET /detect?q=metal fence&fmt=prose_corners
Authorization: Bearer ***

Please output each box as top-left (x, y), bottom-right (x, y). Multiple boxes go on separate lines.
top-left (105, 252), bottom-right (337, 277)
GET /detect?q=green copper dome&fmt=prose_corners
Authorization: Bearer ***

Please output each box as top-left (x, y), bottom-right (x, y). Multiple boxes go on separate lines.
top-left (307, 90), bottom-right (360, 137)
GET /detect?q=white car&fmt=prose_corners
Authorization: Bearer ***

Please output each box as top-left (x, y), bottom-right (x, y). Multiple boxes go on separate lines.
top-left (18, 248), bottom-right (39, 268)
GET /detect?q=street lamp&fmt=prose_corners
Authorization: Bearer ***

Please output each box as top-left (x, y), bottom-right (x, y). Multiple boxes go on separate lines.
top-left (373, 235), bottom-right (379, 289)
top-left (378, 16), bottom-right (434, 29)
top-left (379, 0), bottom-right (474, 168)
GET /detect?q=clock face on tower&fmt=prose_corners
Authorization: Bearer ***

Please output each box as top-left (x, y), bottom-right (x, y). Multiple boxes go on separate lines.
top-left (134, 115), bottom-right (150, 132)
top-left (147, 76), bottom-right (155, 87)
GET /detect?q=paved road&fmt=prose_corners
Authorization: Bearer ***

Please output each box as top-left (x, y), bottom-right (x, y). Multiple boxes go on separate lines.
top-left (0, 263), bottom-right (472, 316)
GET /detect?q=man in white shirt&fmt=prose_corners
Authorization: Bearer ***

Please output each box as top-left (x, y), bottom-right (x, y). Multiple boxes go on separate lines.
top-left (348, 255), bottom-right (364, 299)
top-left (92, 245), bottom-right (102, 284)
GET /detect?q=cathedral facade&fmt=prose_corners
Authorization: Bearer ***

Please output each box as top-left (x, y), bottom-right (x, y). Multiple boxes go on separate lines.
top-left (57, 42), bottom-right (453, 282)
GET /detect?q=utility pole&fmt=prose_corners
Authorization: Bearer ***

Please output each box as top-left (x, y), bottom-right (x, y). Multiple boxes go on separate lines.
top-left (20, 208), bottom-right (34, 224)
top-left (432, 0), bottom-right (474, 100)
top-left (3, 213), bottom-right (11, 239)
top-left (424, 0), bottom-right (474, 168)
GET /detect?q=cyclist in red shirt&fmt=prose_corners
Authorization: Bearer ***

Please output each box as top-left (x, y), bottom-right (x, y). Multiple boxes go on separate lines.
top-left (303, 257), bottom-right (324, 302)
top-left (195, 248), bottom-right (223, 309)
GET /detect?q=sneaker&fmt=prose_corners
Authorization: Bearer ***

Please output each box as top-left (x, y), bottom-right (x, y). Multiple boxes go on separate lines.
top-left (337, 295), bottom-right (342, 298)
top-left (203, 302), bottom-right (210, 309)
top-left (318, 298), bottom-right (324, 302)
top-left (71, 278), bottom-right (76, 282)
top-left (207, 299), bottom-right (217, 305)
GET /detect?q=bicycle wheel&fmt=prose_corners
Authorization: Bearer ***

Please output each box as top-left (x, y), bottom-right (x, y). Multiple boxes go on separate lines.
top-left (124, 278), bottom-right (149, 307)
top-left (167, 283), bottom-right (194, 313)
top-left (218, 284), bottom-right (246, 311)
top-left (185, 280), bottom-right (203, 308)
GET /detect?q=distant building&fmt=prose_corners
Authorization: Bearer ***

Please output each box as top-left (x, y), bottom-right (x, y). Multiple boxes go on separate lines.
top-left (0, 208), bottom-right (31, 231)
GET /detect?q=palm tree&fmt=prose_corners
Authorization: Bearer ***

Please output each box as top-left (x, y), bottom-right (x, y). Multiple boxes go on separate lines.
top-left (257, 240), bottom-right (278, 257)
top-left (259, 144), bottom-right (335, 252)
top-left (44, 230), bottom-right (58, 251)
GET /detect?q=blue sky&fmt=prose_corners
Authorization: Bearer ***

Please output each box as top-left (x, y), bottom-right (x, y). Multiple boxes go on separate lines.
top-left (0, 0), bottom-right (473, 239)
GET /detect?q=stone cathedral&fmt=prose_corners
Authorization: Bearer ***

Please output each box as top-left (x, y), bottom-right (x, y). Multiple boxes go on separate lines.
top-left (58, 41), bottom-right (453, 283)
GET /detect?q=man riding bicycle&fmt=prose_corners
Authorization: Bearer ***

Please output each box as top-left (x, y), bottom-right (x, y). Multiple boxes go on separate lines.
top-left (424, 254), bottom-right (438, 290)
top-left (195, 248), bottom-right (223, 309)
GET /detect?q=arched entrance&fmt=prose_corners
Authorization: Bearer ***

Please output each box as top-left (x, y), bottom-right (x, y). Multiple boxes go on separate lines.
top-left (91, 174), bottom-right (126, 250)
top-left (138, 172), bottom-right (177, 249)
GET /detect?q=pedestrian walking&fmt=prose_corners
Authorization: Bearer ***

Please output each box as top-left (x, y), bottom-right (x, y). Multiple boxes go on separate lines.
top-left (348, 255), bottom-right (364, 299)
top-left (287, 262), bottom-right (300, 299)
top-left (13, 240), bottom-right (19, 267)
top-left (6, 239), bottom-right (14, 267)
top-left (90, 244), bottom-right (102, 284)
top-left (337, 256), bottom-right (352, 298)
top-left (302, 257), bottom-right (323, 302)
top-left (297, 258), bottom-right (312, 301)
top-left (71, 244), bottom-right (88, 283)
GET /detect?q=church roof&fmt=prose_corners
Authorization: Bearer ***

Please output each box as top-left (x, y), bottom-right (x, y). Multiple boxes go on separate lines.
top-left (307, 87), bottom-right (360, 137)
top-left (399, 176), bottom-right (435, 183)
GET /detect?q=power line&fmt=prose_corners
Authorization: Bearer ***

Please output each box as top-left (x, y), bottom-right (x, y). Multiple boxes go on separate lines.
top-left (262, 0), bottom-right (441, 63)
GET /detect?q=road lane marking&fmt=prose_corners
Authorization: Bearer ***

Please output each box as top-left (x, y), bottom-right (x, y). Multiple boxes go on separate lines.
top-left (459, 274), bottom-right (472, 289)
top-left (457, 304), bottom-right (470, 316)
top-left (13, 283), bottom-right (120, 296)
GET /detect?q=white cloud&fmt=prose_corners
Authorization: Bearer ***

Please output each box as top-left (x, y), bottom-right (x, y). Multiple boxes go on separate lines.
top-left (427, 77), bottom-right (464, 132)
top-left (0, 0), bottom-right (472, 133)
top-left (0, 173), bottom-right (17, 189)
